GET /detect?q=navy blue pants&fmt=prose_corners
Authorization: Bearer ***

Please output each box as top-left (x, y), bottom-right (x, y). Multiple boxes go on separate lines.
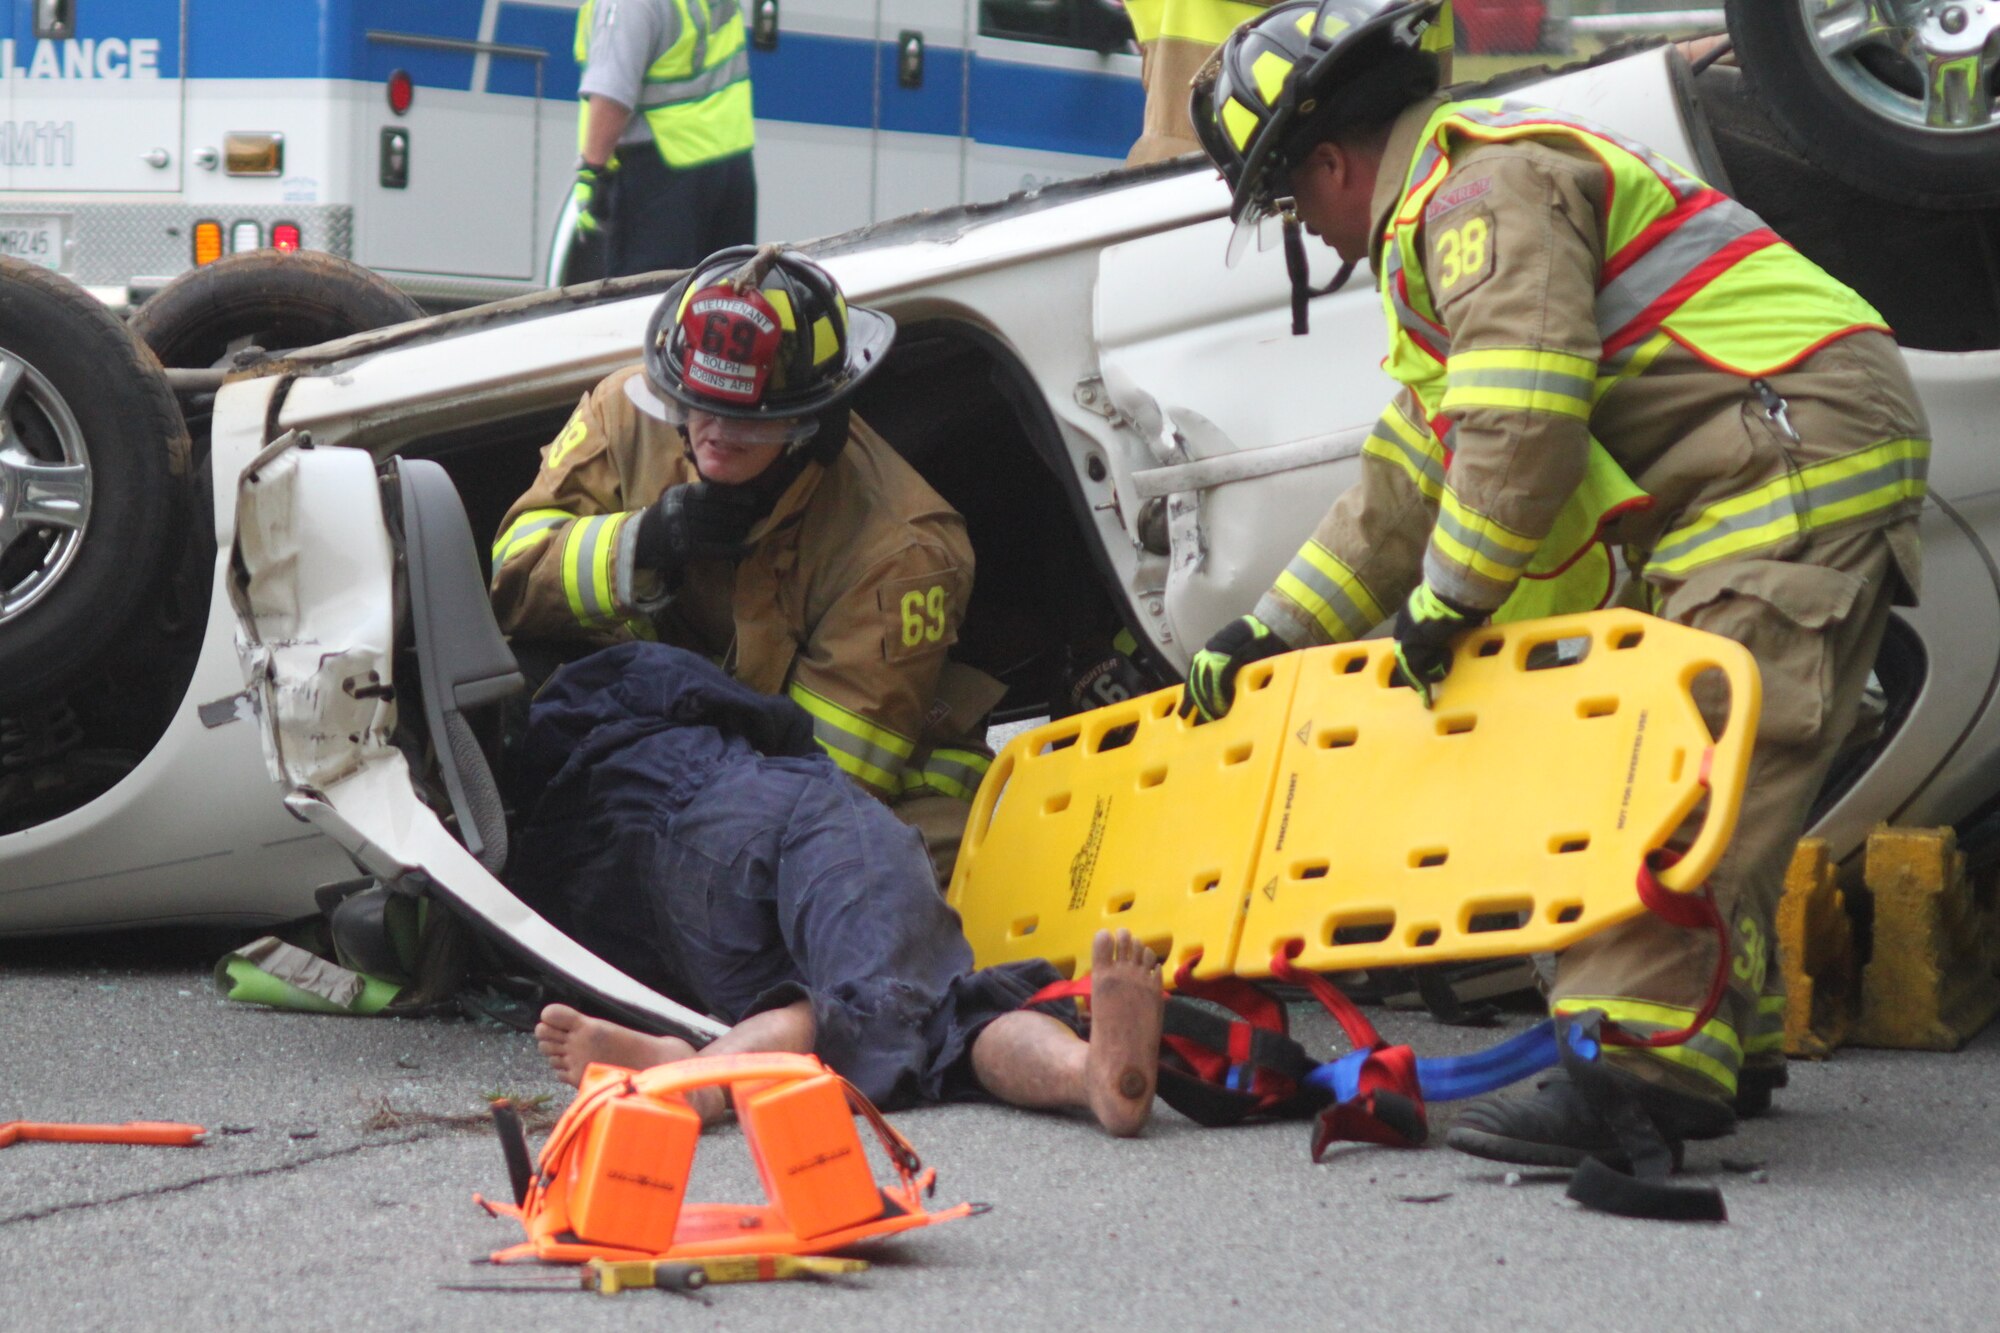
top-left (510, 643), bottom-right (1063, 1108)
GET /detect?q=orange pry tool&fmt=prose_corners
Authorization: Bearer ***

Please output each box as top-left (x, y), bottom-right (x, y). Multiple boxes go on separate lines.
top-left (0, 1121), bottom-right (206, 1148)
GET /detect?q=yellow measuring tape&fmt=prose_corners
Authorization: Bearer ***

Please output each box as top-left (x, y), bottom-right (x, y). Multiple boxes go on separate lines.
top-left (947, 611), bottom-right (1759, 984)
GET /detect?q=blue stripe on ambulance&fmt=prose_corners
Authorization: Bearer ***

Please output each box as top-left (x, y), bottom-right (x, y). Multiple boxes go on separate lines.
top-left (56, 3), bottom-right (1137, 159)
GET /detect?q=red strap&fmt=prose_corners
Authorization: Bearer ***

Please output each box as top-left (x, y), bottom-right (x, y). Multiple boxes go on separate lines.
top-left (1312, 1041), bottom-right (1429, 1157)
top-left (1599, 851), bottom-right (1731, 1051)
top-left (1022, 977), bottom-right (1092, 1009)
top-left (1268, 944), bottom-right (1430, 1155)
top-left (1269, 944), bottom-right (1385, 1053)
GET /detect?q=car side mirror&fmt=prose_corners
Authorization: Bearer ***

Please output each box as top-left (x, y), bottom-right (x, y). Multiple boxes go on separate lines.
top-left (1076, 0), bottom-right (1133, 55)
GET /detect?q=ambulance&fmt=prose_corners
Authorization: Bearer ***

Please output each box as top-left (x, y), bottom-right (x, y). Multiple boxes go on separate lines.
top-left (0, 0), bottom-right (1144, 308)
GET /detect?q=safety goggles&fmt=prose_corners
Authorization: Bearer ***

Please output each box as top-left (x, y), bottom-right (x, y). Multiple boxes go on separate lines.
top-left (681, 407), bottom-right (820, 447)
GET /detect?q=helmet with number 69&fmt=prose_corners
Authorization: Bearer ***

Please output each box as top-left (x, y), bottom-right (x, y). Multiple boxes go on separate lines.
top-left (631, 246), bottom-right (896, 437)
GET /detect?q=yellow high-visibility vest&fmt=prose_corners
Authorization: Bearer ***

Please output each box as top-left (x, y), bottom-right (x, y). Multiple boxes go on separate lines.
top-left (576, 0), bottom-right (755, 168)
top-left (1378, 99), bottom-right (1897, 612)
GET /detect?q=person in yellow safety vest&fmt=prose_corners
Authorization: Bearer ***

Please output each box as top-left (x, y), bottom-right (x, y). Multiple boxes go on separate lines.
top-left (1125, 0), bottom-right (1276, 164)
top-left (489, 246), bottom-right (1004, 885)
top-left (1187, 1), bottom-right (1928, 1166)
top-left (571, 0), bottom-right (757, 278)
top-left (1124, 0), bottom-right (1447, 166)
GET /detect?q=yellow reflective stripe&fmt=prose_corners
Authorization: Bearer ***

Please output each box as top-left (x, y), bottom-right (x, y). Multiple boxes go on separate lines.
top-left (491, 508), bottom-right (573, 567)
top-left (1743, 993), bottom-right (1787, 1054)
top-left (1442, 347), bottom-right (1596, 419)
top-left (900, 747), bottom-right (990, 802)
top-left (1275, 540), bottom-right (1384, 642)
top-left (1596, 331), bottom-right (1675, 402)
top-left (1221, 98), bottom-right (1259, 153)
top-left (787, 683), bottom-right (913, 792)
top-left (1649, 436), bottom-right (1928, 578)
top-left (559, 512), bottom-right (630, 628)
top-left (1554, 996), bottom-right (1742, 1092)
top-left (1362, 407), bottom-right (1446, 502)
top-left (1432, 488), bottom-right (1539, 585)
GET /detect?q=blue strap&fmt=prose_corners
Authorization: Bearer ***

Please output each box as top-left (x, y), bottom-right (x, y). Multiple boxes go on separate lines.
top-left (1302, 1020), bottom-right (1603, 1104)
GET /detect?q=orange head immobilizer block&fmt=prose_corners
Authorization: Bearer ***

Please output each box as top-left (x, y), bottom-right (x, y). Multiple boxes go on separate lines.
top-left (478, 1051), bottom-right (978, 1265)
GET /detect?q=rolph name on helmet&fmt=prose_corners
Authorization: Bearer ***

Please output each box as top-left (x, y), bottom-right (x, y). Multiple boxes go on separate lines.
top-left (1191, 1), bottom-right (1449, 240)
top-left (627, 244), bottom-right (897, 464)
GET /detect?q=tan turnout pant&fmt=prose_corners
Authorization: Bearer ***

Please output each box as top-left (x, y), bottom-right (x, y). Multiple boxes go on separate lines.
top-left (1550, 523), bottom-right (1904, 1103)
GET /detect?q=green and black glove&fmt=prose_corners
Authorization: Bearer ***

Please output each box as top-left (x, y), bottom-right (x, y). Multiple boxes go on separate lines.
top-left (1391, 584), bottom-right (1487, 708)
top-left (572, 157), bottom-right (616, 235)
top-left (1181, 615), bottom-right (1290, 722)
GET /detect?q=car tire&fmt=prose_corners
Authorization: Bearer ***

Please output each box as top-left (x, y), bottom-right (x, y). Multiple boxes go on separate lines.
top-left (1727, 0), bottom-right (2000, 209)
top-left (129, 249), bottom-right (424, 372)
top-left (0, 259), bottom-right (192, 712)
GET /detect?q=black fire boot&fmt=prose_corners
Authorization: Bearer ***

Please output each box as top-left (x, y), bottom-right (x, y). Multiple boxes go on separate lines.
top-left (1444, 1067), bottom-right (1736, 1170)
top-left (1732, 1059), bottom-right (1789, 1118)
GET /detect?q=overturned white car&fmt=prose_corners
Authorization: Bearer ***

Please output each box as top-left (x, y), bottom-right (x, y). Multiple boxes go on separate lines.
top-left (4, 43), bottom-right (2000, 1037)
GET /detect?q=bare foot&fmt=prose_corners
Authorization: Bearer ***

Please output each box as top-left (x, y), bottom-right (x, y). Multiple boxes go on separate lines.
top-left (1083, 929), bottom-right (1164, 1137)
top-left (536, 1003), bottom-right (696, 1087)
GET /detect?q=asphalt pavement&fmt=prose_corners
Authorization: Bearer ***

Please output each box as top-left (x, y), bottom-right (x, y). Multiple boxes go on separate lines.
top-left (5, 927), bottom-right (1998, 1332)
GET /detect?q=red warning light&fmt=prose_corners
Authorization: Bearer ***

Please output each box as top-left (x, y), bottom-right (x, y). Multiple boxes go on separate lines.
top-left (272, 222), bottom-right (302, 252)
top-left (387, 69), bottom-right (414, 116)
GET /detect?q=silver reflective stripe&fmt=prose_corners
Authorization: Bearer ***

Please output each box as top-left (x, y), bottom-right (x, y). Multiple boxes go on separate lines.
top-left (1369, 420), bottom-right (1445, 492)
top-left (1432, 504), bottom-right (1536, 575)
top-left (1384, 243), bottom-right (1444, 347)
top-left (1445, 364), bottom-right (1596, 401)
top-left (808, 714), bottom-right (906, 784)
top-left (1653, 447), bottom-right (1928, 568)
top-left (495, 514), bottom-right (566, 566)
top-left (638, 47), bottom-right (748, 107)
top-left (907, 750), bottom-right (988, 798)
top-left (1282, 545), bottom-right (1379, 638)
top-left (1596, 195), bottom-right (1764, 343)
top-left (571, 515), bottom-right (616, 624)
top-left (1600, 1017), bottom-right (1741, 1077)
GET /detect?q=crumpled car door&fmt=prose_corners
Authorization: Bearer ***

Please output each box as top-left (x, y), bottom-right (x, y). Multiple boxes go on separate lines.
top-left (228, 434), bottom-right (724, 1041)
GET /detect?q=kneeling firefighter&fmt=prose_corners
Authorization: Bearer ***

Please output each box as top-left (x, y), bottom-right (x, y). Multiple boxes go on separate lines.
top-left (490, 245), bottom-right (1003, 884)
top-left (1183, 1), bottom-right (1927, 1166)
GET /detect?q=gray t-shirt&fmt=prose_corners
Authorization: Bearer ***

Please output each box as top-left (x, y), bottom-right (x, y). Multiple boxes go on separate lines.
top-left (578, 0), bottom-right (682, 146)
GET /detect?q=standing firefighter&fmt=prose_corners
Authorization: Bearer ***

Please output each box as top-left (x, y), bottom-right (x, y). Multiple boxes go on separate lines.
top-left (1125, 0), bottom-right (1279, 165)
top-left (1185, 1), bottom-right (1927, 1166)
top-left (571, 0), bottom-right (757, 278)
top-left (490, 246), bottom-right (1000, 884)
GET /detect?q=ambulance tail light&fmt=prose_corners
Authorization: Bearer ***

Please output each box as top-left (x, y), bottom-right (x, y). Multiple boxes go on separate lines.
top-left (271, 222), bottom-right (302, 252)
top-left (192, 220), bottom-right (224, 267)
top-left (387, 69), bottom-right (414, 116)
top-left (230, 221), bottom-right (262, 254)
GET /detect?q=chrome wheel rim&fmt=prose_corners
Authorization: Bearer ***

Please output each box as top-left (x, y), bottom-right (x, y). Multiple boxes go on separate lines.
top-left (0, 350), bottom-right (92, 626)
top-left (1804, 0), bottom-right (2000, 133)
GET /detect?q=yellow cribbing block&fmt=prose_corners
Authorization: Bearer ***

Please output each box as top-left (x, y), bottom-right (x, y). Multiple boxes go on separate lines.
top-left (949, 610), bottom-right (1760, 984)
top-left (1854, 827), bottom-right (2000, 1051)
top-left (1776, 838), bottom-right (1857, 1058)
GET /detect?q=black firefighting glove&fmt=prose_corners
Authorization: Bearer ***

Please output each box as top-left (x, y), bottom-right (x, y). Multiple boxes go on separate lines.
top-left (572, 157), bottom-right (615, 235)
top-left (1180, 615), bottom-right (1291, 722)
top-left (633, 482), bottom-right (762, 578)
top-left (1391, 583), bottom-right (1487, 708)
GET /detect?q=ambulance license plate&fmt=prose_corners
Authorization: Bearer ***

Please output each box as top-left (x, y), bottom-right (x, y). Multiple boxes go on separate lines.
top-left (0, 214), bottom-right (67, 271)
